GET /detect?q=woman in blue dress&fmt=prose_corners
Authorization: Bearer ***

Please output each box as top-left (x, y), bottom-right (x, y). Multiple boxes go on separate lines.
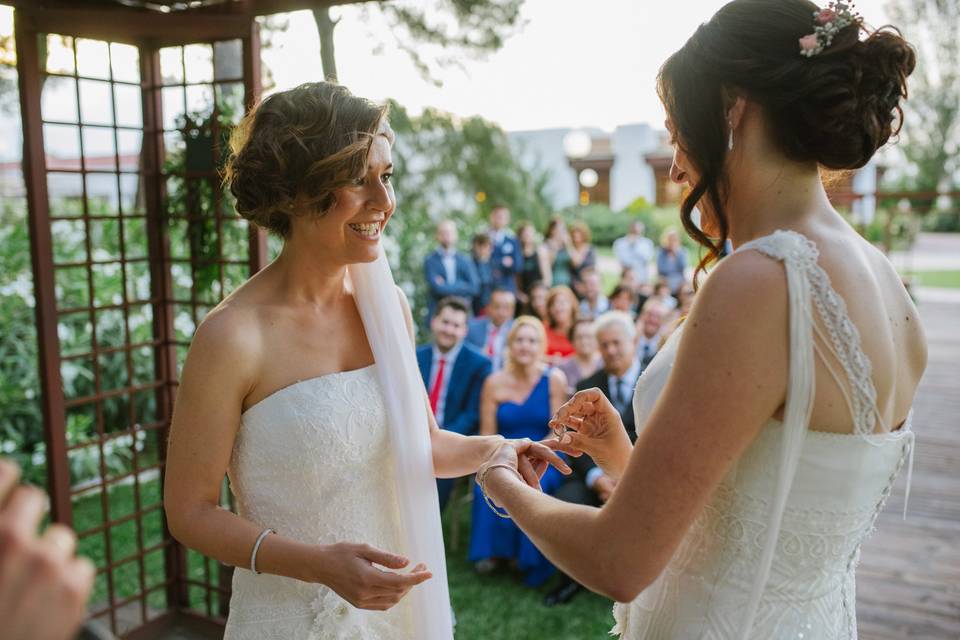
top-left (470, 316), bottom-right (569, 586)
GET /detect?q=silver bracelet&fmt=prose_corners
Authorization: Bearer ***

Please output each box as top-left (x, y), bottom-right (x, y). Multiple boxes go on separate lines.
top-left (476, 463), bottom-right (523, 519)
top-left (250, 528), bottom-right (275, 575)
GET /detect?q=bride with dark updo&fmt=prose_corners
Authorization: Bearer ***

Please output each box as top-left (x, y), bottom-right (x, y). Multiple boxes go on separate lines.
top-left (476, 2), bottom-right (927, 638)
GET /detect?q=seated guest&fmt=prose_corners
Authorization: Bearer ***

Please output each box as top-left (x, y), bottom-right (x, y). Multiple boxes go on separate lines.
top-left (465, 288), bottom-right (516, 370)
top-left (417, 297), bottom-right (492, 511)
top-left (676, 281), bottom-right (696, 316)
top-left (546, 311), bottom-right (641, 605)
top-left (577, 267), bottom-right (609, 319)
top-left (663, 282), bottom-right (697, 340)
top-left (544, 285), bottom-right (578, 362)
top-left (635, 281), bottom-right (654, 311)
top-left (521, 279), bottom-right (550, 324)
top-left (650, 279), bottom-right (678, 312)
top-left (636, 298), bottom-right (667, 371)
top-left (469, 317), bottom-right (568, 587)
top-left (608, 284), bottom-right (638, 316)
top-left (557, 318), bottom-right (602, 395)
top-left (471, 233), bottom-right (495, 316)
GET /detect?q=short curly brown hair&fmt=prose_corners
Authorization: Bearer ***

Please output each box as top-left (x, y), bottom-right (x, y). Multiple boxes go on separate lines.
top-left (222, 82), bottom-right (392, 237)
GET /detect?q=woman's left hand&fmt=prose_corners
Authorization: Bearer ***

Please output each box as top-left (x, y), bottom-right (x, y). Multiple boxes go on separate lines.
top-left (481, 438), bottom-right (571, 490)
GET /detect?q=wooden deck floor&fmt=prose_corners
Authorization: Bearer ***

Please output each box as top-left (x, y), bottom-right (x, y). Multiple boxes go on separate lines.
top-left (858, 297), bottom-right (960, 639)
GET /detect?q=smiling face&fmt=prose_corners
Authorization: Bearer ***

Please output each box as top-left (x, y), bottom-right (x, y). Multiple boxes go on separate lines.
top-left (508, 323), bottom-right (542, 368)
top-left (571, 321), bottom-right (597, 358)
top-left (431, 305), bottom-right (469, 352)
top-left (289, 135), bottom-right (395, 265)
top-left (596, 323), bottom-right (635, 377)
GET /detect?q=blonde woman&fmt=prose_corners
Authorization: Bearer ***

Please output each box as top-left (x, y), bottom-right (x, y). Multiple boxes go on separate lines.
top-left (469, 317), bottom-right (568, 586)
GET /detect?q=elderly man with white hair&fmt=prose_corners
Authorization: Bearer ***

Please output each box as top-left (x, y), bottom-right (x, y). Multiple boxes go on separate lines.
top-left (543, 310), bottom-right (641, 606)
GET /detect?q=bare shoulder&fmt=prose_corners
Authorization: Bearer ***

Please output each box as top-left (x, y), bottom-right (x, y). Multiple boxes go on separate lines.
top-left (184, 300), bottom-right (263, 390)
top-left (549, 366), bottom-right (568, 391)
top-left (691, 248), bottom-right (788, 323)
top-left (676, 249), bottom-right (790, 389)
top-left (483, 369), bottom-right (508, 394)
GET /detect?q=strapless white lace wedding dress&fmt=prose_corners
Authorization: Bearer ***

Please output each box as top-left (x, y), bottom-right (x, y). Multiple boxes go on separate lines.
top-left (613, 231), bottom-right (915, 639)
top-left (223, 364), bottom-right (418, 639)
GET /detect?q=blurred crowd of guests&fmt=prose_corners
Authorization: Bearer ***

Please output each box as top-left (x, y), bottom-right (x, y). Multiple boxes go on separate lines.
top-left (418, 205), bottom-right (695, 606)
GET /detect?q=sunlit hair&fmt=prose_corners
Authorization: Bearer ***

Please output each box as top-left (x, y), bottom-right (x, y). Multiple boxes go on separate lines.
top-left (569, 220), bottom-right (592, 245)
top-left (503, 315), bottom-right (547, 372)
top-left (545, 285), bottom-right (579, 330)
top-left (594, 310), bottom-right (637, 341)
top-left (657, 0), bottom-right (914, 282)
top-left (223, 81), bottom-right (393, 237)
top-left (660, 227), bottom-right (680, 248)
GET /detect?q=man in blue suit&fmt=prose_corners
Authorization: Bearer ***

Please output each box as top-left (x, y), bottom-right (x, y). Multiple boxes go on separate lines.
top-left (417, 297), bottom-right (492, 511)
top-left (424, 219), bottom-right (480, 321)
top-left (487, 205), bottom-right (520, 293)
top-left (465, 287), bottom-right (515, 370)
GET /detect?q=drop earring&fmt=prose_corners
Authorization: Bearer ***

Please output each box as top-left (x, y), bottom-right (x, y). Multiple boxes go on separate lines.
top-left (728, 123), bottom-right (734, 151)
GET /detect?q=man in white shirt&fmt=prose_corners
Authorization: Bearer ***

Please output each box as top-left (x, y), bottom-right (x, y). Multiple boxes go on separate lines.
top-left (578, 267), bottom-right (610, 320)
top-left (613, 221), bottom-right (655, 284)
top-left (465, 288), bottom-right (516, 370)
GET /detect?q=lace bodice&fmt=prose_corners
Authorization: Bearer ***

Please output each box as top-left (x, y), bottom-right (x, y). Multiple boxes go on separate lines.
top-left (223, 365), bottom-right (417, 640)
top-left (613, 230), bottom-right (915, 639)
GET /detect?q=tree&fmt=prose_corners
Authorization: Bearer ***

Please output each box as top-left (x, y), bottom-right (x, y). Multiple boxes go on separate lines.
top-left (885, 0), bottom-right (959, 196)
top-left (311, 0), bottom-right (525, 85)
top-left (384, 101), bottom-right (553, 326)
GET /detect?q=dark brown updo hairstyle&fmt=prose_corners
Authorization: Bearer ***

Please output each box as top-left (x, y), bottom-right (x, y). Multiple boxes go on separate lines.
top-left (223, 82), bottom-right (391, 237)
top-left (658, 0), bottom-right (915, 279)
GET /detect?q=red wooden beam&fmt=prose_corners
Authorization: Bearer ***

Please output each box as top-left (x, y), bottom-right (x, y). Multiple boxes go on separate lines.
top-left (15, 5), bottom-right (251, 47)
top-left (14, 10), bottom-right (73, 525)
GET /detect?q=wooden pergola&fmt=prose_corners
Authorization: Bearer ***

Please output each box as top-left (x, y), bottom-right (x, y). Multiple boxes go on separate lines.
top-left (6, 1), bottom-right (362, 637)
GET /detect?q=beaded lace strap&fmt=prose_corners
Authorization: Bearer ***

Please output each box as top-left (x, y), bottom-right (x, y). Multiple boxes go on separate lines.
top-left (733, 230), bottom-right (816, 640)
top-left (738, 230), bottom-right (885, 436)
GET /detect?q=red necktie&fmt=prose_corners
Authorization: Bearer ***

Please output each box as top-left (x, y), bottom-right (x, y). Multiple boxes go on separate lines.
top-left (429, 358), bottom-right (447, 415)
top-left (486, 326), bottom-right (498, 358)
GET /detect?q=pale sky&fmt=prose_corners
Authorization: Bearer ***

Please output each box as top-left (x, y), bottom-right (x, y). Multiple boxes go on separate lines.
top-left (263, 0), bottom-right (893, 133)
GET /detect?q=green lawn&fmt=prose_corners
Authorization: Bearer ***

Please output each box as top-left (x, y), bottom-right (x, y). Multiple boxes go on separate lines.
top-left (443, 485), bottom-right (614, 639)
top-left (901, 270), bottom-right (960, 289)
top-left (73, 478), bottom-right (615, 637)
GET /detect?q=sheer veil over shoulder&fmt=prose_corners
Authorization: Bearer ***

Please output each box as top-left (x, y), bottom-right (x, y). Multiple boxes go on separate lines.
top-left (349, 249), bottom-right (454, 640)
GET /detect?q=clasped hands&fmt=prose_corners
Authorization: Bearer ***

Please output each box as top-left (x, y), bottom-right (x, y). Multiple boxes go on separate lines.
top-left (480, 388), bottom-right (634, 493)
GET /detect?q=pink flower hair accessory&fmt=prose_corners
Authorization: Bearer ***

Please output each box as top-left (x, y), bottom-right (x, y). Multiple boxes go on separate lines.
top-left (799, 1), bottom-right (861, 57)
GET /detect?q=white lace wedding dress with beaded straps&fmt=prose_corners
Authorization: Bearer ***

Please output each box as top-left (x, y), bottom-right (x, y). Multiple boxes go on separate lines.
top-left (613, 230), bottom-right (915, 640)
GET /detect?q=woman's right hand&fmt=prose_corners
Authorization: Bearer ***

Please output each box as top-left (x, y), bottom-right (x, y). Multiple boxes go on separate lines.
top-left (549, 388), bottom-right (633, 481)
top-left (312, 542), bottom-right (432, 611)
